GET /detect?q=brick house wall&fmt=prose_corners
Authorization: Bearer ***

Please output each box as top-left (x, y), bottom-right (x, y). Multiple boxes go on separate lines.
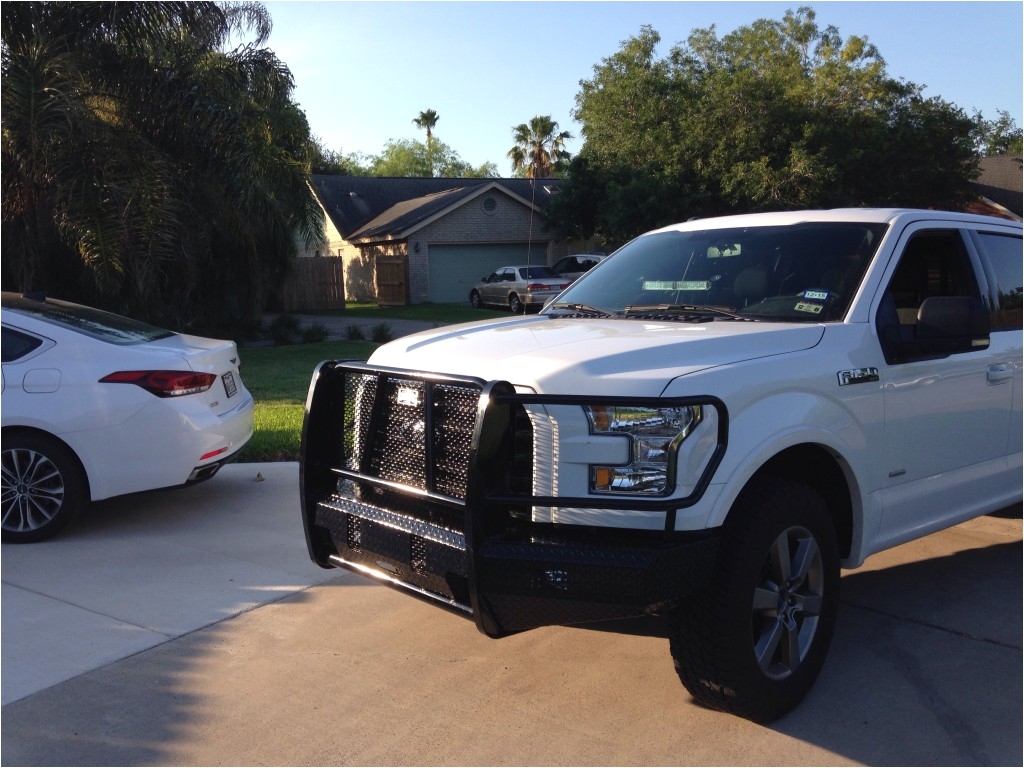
top-left (407, 189), bottom-right (563, 304)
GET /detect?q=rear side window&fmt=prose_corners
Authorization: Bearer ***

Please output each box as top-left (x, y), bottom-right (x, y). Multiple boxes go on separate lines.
top-left (1, 326), bottom-right (44, 362)
top-left (2, 296), bottom-right (173, 345)
top-left (976, 232), bottom-right (1023, 331)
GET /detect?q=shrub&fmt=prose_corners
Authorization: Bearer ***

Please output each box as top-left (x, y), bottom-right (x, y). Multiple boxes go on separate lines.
top-left (302, 323), bottom-right (330, 343)
top-left (370, 323), bottom-right (393, 343)
top-left (268, 314), bottom-right (302, 345)
top-left (345, 324), bottom-right (366, 341)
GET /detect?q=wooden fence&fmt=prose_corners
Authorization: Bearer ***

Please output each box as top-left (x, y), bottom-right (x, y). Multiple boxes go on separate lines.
top-left (280, 257), bottom-right (345, 311)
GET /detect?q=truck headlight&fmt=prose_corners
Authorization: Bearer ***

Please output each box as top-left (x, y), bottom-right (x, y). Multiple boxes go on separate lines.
top-left (584, 404), bottom-right (702, 495)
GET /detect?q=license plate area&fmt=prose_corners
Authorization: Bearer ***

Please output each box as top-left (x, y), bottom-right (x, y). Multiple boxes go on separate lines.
top-left (222, 371), bottom-right (237, 398)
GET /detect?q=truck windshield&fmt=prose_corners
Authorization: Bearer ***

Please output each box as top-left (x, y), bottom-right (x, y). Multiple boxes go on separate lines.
top-left (545, 222), bottom-right (888, 323)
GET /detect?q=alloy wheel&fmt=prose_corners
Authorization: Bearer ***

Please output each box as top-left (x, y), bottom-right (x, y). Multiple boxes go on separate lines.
top-left (1, 447), bottom-right (66, 533)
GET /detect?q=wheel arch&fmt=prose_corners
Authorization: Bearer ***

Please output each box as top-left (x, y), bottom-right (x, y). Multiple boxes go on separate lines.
top-left (1, 425), bottom-right (93, 500)
top-left (737, 444), bottom-right (855, 561)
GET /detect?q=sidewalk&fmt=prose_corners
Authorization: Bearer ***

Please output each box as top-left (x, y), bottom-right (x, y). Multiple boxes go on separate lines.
top-left (260, 313), bottom-right (443, 343)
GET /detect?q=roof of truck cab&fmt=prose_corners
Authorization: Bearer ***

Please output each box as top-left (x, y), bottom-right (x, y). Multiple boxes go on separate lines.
top-left (651, 208), bottom-right (1023, 233)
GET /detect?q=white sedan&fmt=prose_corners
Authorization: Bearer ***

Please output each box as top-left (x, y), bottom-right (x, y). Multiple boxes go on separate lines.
top-left (1, 292), bottom-right (254, 542)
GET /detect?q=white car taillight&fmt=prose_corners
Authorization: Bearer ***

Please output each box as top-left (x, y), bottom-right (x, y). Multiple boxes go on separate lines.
top-left (99, 370), bottom-right (218, 397)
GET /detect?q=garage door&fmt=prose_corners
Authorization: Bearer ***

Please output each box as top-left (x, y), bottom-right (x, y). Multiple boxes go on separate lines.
top-left (428, 244), bottom-right (545, 304)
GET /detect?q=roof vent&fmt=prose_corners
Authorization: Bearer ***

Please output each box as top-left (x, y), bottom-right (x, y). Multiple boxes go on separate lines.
top-left (482, 196), bottom-right (498, 215)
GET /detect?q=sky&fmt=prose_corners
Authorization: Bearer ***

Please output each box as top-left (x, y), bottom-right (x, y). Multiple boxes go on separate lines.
top-left (261, 1), bottom-right (1024, 173)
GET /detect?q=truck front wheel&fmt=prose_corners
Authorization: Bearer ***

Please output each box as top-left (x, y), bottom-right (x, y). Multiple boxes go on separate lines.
top-left (669, 477), bottom-right (840, 723)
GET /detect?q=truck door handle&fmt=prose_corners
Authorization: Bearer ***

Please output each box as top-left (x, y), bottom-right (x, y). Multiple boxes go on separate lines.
top-left (987, 364), bottom-right (1013, 383)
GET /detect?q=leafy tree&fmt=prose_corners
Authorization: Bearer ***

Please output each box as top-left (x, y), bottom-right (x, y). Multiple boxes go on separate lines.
top-left (413, 108), bottom-right (439, 175)
top-left (1, 1), bottom-right (324, 335)
top-left (972, 110), bottom-right (1024, 156)
top-left (507, 115), bottom-right (573, 178)
top-left (368, 138), bottom-right (497, 178)
top-left (561, 8), bottom-right (983, 243)
top-left (309, 136), bottom-right (370, 175)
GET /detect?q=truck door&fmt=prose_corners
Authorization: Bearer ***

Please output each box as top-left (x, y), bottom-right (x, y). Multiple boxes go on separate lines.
top-left (872, 226), bottom-right (1014, 549)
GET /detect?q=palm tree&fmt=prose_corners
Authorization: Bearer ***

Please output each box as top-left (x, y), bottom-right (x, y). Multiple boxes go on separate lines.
top-left (413, 109), bottom-right (439, 176)
top-left (507, 115), bottom-right (573, 178)
top-left (1, 1), bottom-right (324, 333)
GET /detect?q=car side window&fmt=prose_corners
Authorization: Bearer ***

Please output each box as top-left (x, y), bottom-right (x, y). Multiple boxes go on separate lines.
top-left (875, 229), bottom-right (984, 364)
top-left (975, 231), bottom-right (1023, 331)
top-left (1, 326), bottom-right (44, 363)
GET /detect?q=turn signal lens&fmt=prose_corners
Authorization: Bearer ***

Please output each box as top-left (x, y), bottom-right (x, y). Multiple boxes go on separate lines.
top-left (100, 370), bottom-right (217, 397)
top-left (584, 404), bottom-right (703, 496)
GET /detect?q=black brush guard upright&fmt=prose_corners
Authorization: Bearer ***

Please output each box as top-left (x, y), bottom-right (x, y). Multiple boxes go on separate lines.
top-left (300, 360), bottom-right (728, 637)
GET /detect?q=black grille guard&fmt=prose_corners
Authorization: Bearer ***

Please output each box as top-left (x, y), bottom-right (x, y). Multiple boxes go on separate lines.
top-left (300, 360), bottom-right (729, 636)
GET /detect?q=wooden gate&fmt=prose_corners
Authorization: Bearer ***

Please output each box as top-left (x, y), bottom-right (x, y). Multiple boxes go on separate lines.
top-left (375, 254), bottom-right (408, 306)
top-left (281, 257), bottom-right (345, 311)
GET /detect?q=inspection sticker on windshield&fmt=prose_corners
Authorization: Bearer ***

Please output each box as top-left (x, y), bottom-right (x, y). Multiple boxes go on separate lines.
top-left (794, 302), bottom-right (825, 314)
top-left (642, 280), bottom-right (711, 291)
top-left (802, 290), bottom-right (830, 300)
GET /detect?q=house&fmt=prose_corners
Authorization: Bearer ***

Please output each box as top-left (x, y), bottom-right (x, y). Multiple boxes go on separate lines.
top-left (290, 160), bottom-right (1022, 310)
top-left (299, 176), bottom-right (592, 306)
top-left (967, 155), bottom-right (1023, 221)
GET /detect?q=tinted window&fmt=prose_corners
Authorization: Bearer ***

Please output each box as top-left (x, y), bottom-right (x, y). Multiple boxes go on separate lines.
top-left (519, 266), bottom-right (558, 279)
top-left (976, 232), bottom-right (1023, 331)
top-left (2, 296), bottom-right (173, 345)
top-left (875, 230), bottom-right (983, 364)
top-left (1, 326), bottom-right (44, 362)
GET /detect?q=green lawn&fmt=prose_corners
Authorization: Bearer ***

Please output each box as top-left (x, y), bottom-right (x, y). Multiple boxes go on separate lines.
top-left (237, 304), bottom-right (508, 462)
top-left (237, 338), bottom-right (377, 462)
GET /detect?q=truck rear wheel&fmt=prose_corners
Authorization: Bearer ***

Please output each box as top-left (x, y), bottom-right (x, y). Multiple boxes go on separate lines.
top-left (669, 477), bottom-right (839, 723)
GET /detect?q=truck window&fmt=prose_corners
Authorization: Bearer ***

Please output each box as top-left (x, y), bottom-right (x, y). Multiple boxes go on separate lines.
top-left (875, 230), bottom-right (982, 363)
top-left (976, 231), bottom-right (1023, 331)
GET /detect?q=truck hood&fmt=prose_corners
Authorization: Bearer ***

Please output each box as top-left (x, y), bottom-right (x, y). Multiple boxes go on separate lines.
top-left (369, 315), bottom-right (824, 397)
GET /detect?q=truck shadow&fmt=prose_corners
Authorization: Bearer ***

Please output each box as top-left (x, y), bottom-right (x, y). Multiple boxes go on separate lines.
top-left (576, 531), bottom-right (1021, 766)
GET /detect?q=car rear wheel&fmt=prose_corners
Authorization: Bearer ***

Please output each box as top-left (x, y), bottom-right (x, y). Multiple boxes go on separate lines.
top-left (1, 432), bottom-right (87, 543)
top-left (470, 290), bottom-right (482, 309)
top-left (668, 477), bottom-right (839, 723)
top-left (508, 293), bottom-right (524, 314)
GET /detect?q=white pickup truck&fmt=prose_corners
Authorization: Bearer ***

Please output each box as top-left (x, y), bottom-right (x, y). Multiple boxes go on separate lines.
top-left (300, 209), bottom-right (1022, 722)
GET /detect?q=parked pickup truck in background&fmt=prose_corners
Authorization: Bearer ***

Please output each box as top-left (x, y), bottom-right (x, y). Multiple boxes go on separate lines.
top-left (300, 209), bottom-right (1022, 723)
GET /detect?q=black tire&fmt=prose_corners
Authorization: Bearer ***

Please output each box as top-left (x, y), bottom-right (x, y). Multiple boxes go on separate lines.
top-left (470, 290), bottom-right (482, 309)
top-left (508, 293), bottom-right (524, 314)
top-left (1, 432), bottom-right (87, 543)
top-left (669, 477), bottom-right (840, 723)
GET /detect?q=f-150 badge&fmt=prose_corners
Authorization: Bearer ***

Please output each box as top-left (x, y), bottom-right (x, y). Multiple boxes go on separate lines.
top-left (837, 367), bottom-right (880, 386)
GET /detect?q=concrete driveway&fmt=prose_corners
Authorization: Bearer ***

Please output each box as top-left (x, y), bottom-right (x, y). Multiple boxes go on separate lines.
top-left (2, 462), bottom-right (1020, 766)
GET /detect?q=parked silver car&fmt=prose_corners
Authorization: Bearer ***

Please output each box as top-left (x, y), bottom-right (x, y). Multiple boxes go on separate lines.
top-left (552, 253), bottom-right (607, 282)
top-left (469, 265), bottom-right (571, 313)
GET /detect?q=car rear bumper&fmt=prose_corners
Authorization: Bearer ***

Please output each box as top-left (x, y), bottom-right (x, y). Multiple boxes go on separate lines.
top-left (522, 291), bottom-right (562, 308)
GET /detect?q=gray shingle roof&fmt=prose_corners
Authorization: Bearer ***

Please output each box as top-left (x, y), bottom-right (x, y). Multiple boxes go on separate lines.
top-left (311, 176), bottom-right (564, 240)
top-left (973, 156), bottom-right (1023, 216)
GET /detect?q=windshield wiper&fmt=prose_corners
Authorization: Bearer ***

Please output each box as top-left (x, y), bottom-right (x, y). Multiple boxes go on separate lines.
top-left (545, 302), bottom-right (613, 318)
top-left (623, 304), bottom-right (754, 321)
